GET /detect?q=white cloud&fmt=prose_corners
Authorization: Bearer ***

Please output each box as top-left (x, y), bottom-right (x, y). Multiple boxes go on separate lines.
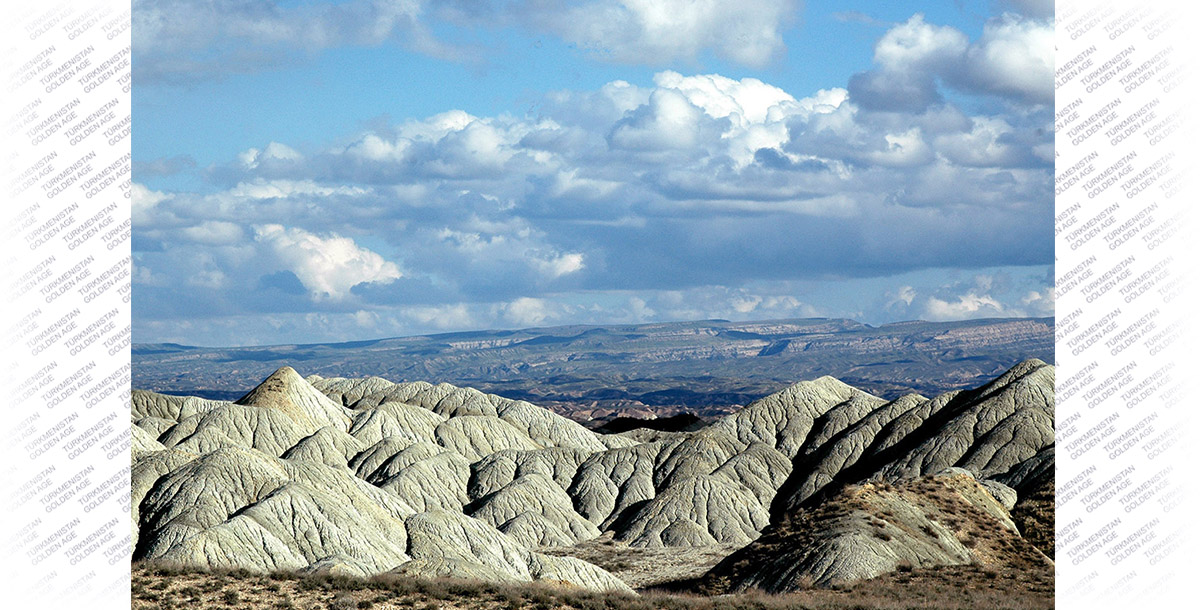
top-left (132, 262), bottom-right (167, 287)
top-left (873, 14), bottom-right (968, 73)
top-left (850, 12), bottom-right (1053, 110)
top-left (227, 178), bottom-right (367, 200)
top-left (239, 142), bottom-right (302, 169)
top-left (134, 6), bottom-right (1054, 345)
top-left (1021, 286), bottom-right (1055, 316)
top-left (132, 183), bottom-right (171, 225)
top-left (866, 127), bottom-right (933, 168)
top-left (654, 72), bottom-right (796, 126)
top-left (646, 71), bottom-right (839, 167)
top-left (608, 88), bottom-right (711, 151)
top-left (429, 220), bottom-right (586, 285)
top-left (345, 133), bottom-right (409, 161)
top-left (730, 295), bottom-right (762, 314)
top-left (135, 63), bottom-right (1052, 327)
top-left (534, 252), bottom-right (586, 278)
top-left (427, 119), bottom-right (520, 175)
top-left (136, 0), bottom-right (799, 81)
top-left (626, 296), bottom-right (657, 322)
top-left (962, 15), bottom-right (1054, 104)
top-left (923, 291), bottom-right (1006, 321)
top-left (934, 116), bottom-right (1022, 167)
top-left (501, 297), bottom-right (554, 327)
top-left (254, 224), bottom-right (402, 299)
top-left (353, 310), bottom-right (379, 328)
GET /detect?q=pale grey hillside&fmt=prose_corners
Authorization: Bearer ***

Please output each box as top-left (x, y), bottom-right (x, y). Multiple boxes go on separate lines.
top-left (132, 359), bottom-right (1053, 592)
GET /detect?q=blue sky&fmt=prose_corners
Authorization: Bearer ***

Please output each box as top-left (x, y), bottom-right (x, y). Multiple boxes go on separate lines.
top-left (132, 0), bottom-right (1055, 346)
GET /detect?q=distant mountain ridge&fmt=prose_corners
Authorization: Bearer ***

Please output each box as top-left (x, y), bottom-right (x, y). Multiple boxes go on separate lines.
top-left (134, 316), bottom-right (1053, 420)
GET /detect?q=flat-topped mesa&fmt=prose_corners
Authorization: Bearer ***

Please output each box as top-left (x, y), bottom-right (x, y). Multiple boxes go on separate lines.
top-left (235, 366), bottom-right (351, 433)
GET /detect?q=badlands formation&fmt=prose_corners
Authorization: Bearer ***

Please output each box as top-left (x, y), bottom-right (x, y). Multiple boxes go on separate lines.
top-left (131, 359), bottom-right (1054, 592)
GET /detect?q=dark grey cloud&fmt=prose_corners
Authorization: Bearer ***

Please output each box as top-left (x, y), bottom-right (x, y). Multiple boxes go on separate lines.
top-left (848, 70), bottom-right (943, 113)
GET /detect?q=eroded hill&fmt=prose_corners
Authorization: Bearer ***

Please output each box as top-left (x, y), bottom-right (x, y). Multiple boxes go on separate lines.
top-left (131, 359), bottom-right (1053, 595)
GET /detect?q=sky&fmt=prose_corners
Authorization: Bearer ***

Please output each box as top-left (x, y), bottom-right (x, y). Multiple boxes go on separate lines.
top-left (132, 0), bottom-right (1055, 347)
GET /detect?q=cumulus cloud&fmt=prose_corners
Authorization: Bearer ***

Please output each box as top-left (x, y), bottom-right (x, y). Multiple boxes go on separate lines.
top-left (132, 183), bottom-right (172, 225)
top-left (923, 291), bottom-right (1006, 321)
top-left (873, 15), bottom-right (968, 72)
top-left (226, 179), bottom-right (367, 201)
top-left (653, 71), bottom-right (796, 125)
top-left (238, 142), bottom-right (302, 169)
top-left (608, 88), bottom-right (718, 152)
top-left (1021, 286), bottom-right (1055, 316)
top-left (425, 221), bottom-right (588, 291)
top-left (848, 14), bottom-right (966, 112)
top-left (892, 271), bottom-right (1053, 323)
top-left (848, 12), bottom-right (1053, 111)
top-left (959, 14), bottom-right (1054, 104)
top-left (534, 252), bottom-right (586, 278)
top-left (135, 60), bottom-right (1051, 335)
top-left (254, 224), bottom-right (402, 299)
top-left (501, 297), bottom-right (555, 327)
top-left (133, 6), bottom-right (1054, 344)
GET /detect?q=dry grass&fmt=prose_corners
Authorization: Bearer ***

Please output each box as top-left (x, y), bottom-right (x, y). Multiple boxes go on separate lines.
top-left (1010, 476), bottom-right (1054, 558)
top-left (132, 560), bottom-right (1051, 610)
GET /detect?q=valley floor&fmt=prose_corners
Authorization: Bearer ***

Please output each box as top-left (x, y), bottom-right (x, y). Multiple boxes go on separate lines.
top-left (131, 562), bottom-right (1052, 610)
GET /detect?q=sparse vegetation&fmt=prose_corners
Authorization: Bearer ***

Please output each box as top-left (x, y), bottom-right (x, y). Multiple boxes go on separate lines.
top-left (132, 561), bottom-right (1052, 610)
